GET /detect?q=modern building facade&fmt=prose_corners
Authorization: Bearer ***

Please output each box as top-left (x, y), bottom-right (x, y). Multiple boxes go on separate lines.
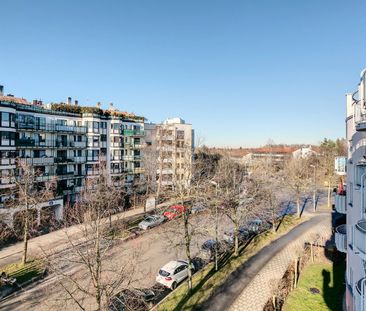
top-left (340, 69), bottom-right (366, 311)
top-left (154, 117), bottom-right (194, 189)
top-left (0, 87), bottom-right (145, 227)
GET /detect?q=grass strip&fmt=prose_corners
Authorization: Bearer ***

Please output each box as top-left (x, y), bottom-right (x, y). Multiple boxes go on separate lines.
top-left (156, 215), bottom-right (305, 311)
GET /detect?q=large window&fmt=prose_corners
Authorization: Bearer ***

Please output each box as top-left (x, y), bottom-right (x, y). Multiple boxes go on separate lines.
top-left (0, 131), bottom-right (15, 146)
top-left (0, 112), bottom-right (15, 128)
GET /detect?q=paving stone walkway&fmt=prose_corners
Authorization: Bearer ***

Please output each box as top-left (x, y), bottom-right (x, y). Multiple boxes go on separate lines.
top-left (198, 211), bottom-right (332, 311)
top-left (229, 215), bottom-right (331, 311)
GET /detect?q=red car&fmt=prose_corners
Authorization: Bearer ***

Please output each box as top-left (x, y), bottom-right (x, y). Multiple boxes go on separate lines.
top-left (163, 205), bottom-right (187, 220)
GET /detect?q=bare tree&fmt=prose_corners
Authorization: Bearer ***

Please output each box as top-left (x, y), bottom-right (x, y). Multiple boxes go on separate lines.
top-left (6, 160), bottom-right (55, 265)
top-left (250, 158), bottom-right (283, 232)
top-left (46, 169), bottom-right (140, 311)
top-left (318, 138), bottom-right (340, 208)
top-left (215, 156), bottom-right (263, 257)
top-left (282, 158), bottom-right (311, 218)
top-left (141, 144), bottom-right (159, 211)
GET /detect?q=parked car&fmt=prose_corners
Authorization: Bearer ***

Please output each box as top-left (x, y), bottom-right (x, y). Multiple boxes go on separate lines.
top-left (138, 215), bottom-right (165, 230)
top-left (200, 239), bottom-right (226, 262)
top-left (247, 219), bottom-right (271, 233)
top-left (190, 204), bottom-right (207, 214)
top-left (223, 226), bottom-right (250, 245)
top-left (108, 288), bottom-right (156, 311)
top-left (163, 205), bottom-right (187, 220)
top-left (156, 260), bottom-right (195, 290)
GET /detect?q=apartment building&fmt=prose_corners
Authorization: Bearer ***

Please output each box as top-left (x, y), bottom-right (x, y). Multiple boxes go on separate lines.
top-left (339, 69), bottom-right (366, 311)
top-left (0, 86), bottom-right (145, 227)
top-left (154, 117), bottom-right (194, 188)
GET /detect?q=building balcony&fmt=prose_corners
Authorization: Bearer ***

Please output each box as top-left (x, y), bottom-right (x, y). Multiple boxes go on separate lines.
top-left (111, 142), bottom-right (123, 148)
top-left (54, 124), bottom-right (87, 134)
top-left (355, 220), bottom-right (366, 260)
top-left (123, 130), bottom-right (145, 136)
top-left (35, 174), bottom-right (54, 182)
top-left (87, 156), bottom-right (99, 162)
top-left (0, 158), bottom-right (16, 167)
top-left (335, 193), bottom-right (346, 214)
top-left (74, 141), bottom-right (87, 148)
top-left (133, 167), bottom-right (144, 174)
top-left (21, 157), bottom-right (54, 165)
top-left (355, 278), bottom-right (366, 311)
top-left (73, 156), bottom-right (86, 163)
top-left (15, 138), bottom-right (35, 147)
top-left (335, 225), bottom-right (347, 253)
top-left (123, 155), bottom-right (134, 161)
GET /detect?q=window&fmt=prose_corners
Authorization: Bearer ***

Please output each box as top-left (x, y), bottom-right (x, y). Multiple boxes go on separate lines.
top-left (101, 122), bottom-right (107, 129)
top-left (355, 164), bottom-right (366, 187)
top-left (1, 132), bottom-right (15, 146)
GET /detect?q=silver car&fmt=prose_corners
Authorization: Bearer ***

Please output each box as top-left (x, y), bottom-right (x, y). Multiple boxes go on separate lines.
top-left (138, 215), bottom-right (165, 230)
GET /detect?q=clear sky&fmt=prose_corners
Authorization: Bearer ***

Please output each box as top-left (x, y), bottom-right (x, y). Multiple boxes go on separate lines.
top-left (1, 0), bottom-right (365, 147)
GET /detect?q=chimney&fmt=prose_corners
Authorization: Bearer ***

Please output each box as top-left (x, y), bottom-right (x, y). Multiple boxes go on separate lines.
top-left (0, 85), bottom-right (3, 96)
top-left (109, 102), bottom-right (115, 110)
top-left (32, 100), bottom-right (37, 105)
top-left (67, 97), bottom-right (72, 105)
top-left (74, 100), bottom-right (78, 106)
top-left (96, 102), bottom-right (101, 108)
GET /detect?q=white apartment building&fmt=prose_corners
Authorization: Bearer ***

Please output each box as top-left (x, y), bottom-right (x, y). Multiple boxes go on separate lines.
top-left (154, 117), bottom-right (194, 188)
top-left (339, 69), bottom-right (366, 311)
top-left (0, 87), bottom-right (145, 227)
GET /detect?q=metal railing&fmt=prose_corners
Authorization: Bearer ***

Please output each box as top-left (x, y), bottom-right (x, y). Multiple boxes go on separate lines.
top-left (335, 224), bottom-right (347, 253)
top-left (355, 220), bottom-right (366, 259)
top-left (355, 278), bottom-right (366, 311)
top-left (335, 193), bottom-right (347, 214)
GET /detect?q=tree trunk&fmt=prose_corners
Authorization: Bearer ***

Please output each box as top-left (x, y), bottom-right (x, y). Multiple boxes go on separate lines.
top-left (296, 196), bottom-right (301, 218)
top-left (234, 223), bottom-right (239, 257)
top-left (183, 210), bottom-right (193, 291)
top-left (22, 211), bottom-right (29, 265)
top-left (95, 214), bottom-right (102, 311)
top-left (215, 204), bottom-right (219, 271)
top-left (327, 181), bottom-right (331, 208)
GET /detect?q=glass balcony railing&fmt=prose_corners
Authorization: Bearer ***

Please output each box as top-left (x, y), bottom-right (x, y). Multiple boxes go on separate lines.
top-left (123, 129), bottom-right (145, 136)
top-left (16, 123), bottom-right (87, 134)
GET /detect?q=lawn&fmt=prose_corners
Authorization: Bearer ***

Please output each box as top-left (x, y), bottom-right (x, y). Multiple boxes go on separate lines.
top-left (283, 260), bottom-right (346, 311)
top-left (155, 215), bottom-right (306, 311)
top-left (0, 260), bottom-right (45, 285)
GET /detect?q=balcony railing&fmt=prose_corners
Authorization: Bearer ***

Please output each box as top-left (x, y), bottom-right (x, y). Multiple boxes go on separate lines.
top-left (335, 193), bottom-right (347, 214)
top-left (133, 167), bottom-right (144, 174)
top-left (355, 278), bottom-right (366, 311)
top-left (355, 220), bottom-right (366, 260)
top-left (0, 158), bottom-right (16, 166)
top-left (123, 130), bottom-right (145, 136)
top-left (123, 155), bottom-right (134, 161)
top-left (87, 156), bottom-right (99, 162)
top-left (16, 123), bottom-right (87, 134)
top-left (335, 224), bottom-right (347, 253)
top-left (21, 157), bottom-right (54, 165)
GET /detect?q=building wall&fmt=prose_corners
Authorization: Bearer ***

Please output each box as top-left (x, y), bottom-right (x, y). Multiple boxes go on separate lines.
top-left (345, 70), bottom-right (366, 311)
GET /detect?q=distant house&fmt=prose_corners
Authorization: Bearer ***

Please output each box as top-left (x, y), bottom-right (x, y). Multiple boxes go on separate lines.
top-left (292, 146), bottom-right (318, 159)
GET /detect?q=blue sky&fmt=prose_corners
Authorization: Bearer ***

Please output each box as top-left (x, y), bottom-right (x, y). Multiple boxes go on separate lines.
top-left (1, 0), bottom-right (365, 147)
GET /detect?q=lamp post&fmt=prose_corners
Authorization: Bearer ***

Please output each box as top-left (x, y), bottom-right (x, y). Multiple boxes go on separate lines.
top-left (310, 164), bottom-right (317, 211)
top-left (209, 180), bottom-right (219, 271)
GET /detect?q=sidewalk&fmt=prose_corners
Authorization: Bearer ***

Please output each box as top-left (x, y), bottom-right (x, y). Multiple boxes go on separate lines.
top-left (0, 205), bottom-right (149, 268)
top-left (198, 211), bottom-right (332, 311)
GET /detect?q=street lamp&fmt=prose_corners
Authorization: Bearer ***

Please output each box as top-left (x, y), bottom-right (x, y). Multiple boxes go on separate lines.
top-left (310, 164), bottom-right (317, 211)
top-left (209, 180), bottom-right (219, 271)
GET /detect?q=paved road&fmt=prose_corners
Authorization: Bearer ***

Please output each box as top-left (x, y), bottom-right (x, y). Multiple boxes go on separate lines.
top-left (197, 211), bottom-right (332, 311)
top-left (0, 211), bottom-right (232, 311)
top-left (0, 191), bottom-right (330, 311)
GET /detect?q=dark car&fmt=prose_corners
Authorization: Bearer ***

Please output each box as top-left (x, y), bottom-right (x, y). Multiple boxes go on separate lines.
top-left (108, 288), bottom-right (156, 311)
top-left (200, 239), bottom-right (226, 262)
top-left (223, 227), bottom-right (250, 245)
